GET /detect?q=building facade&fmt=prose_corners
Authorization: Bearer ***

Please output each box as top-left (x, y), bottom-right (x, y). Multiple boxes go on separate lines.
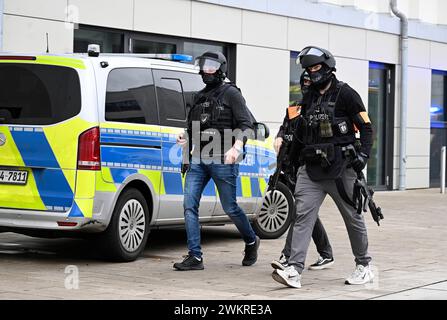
top-left (1, 0), bottom-right (447, 190)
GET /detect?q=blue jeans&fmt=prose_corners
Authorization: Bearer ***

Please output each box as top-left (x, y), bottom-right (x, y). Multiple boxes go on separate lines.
top-left (183, 162), bottom-right (257, 258)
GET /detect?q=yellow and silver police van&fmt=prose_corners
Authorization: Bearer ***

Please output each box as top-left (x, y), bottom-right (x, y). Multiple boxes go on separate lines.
top-left (0, 47), bottom-right (294, 261)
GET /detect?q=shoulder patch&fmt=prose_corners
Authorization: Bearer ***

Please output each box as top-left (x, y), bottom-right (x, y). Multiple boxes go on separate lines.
top-left (358, 111), bottom-right (371, 124)
top-left (287, 105), bottom-right (301, 120)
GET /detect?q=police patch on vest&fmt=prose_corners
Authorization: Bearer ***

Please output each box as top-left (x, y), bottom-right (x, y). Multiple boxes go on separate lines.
top-left (338, 121), bottom-right (348, 134)
top-left (200, 113), bottom-right (210, 124)
top-left (201, 101), bottom-right (211, 109)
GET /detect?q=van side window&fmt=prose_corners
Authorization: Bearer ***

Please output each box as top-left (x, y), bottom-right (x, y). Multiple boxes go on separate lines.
top-left (106, 68), bottom-right (158, 125)
top-left (176, 72), bottom-right (206, 115)
top-left (153, 70), bottom-right (186, 127)
top-left (153, 70), bottom-right (205, 127)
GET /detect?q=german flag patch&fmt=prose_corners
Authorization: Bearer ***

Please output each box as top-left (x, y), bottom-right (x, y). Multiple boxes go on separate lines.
top-left (359, 111), bottom-right (371, 124)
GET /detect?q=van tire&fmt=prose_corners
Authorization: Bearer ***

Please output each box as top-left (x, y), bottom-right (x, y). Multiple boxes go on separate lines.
top-left (252, 181), bottom-right (295, 239)
top-left (99, 188), bottom-right (150, 262)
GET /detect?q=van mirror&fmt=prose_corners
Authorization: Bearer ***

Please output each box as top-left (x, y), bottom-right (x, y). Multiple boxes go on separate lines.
top-left (254, 122), bottom-right (270, 140)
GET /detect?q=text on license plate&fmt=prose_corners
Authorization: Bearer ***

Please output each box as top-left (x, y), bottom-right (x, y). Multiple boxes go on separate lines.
top-left (0, 169), bottom-right (28, 185)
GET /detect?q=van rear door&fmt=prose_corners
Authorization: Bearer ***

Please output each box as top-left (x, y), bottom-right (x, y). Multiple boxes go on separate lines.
top-left (0, 58), bottom-right (85, 212)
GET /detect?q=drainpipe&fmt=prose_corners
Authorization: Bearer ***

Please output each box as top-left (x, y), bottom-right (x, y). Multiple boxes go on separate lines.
top-left (390, 0), bottom-right (408, 191)
top-left (0, 0), bottom-right (3, 52)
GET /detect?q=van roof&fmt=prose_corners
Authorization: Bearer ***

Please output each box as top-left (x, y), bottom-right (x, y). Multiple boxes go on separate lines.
top-left (0, 53), bottom-right (198, 71)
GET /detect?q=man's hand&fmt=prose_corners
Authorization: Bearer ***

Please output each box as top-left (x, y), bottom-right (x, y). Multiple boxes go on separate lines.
top-left (224, 147), bottom-right (241, 164)
top-left (225, 140), bottom-right (243, 164)
top-left (351, 153), bottom-right (368, 172)
top-left (274, 137), bottom-right (283, 154)
top-left (176, 132), bottom-right (187, 148)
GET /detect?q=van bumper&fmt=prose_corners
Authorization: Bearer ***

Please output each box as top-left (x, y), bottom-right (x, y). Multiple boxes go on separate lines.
top-left (0, 208), bottom-right (107, 232)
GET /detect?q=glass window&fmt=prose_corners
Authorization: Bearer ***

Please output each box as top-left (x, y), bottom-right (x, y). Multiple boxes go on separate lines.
top-left (290, 51), bottom-right (304, 104)
top-left (106, 68), bottom-right (158, 125)
top-left (175, 72), bottom-right (205, 114)
top-left (431, 72), bottom-right (446, 126)
top-left (153, 70), bottom-right (192, 127)
top-left (74, 28), bottom-right (124, 53)
top-left (429, 70), bottom-right (447, 187)
top-left (132, 39), bottom-right (176, 54)
top-left (0, 64), bottom-right (81, 125)
top-left (184, 42), bottom-right (225, 62)
top-left (368, 63), bottom-right (388, 187)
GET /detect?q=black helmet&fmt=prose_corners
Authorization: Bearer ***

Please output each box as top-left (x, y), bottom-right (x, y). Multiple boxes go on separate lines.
top-left (195, 51), bottom-right (227, 75)
top-left (297, 46), bottom-right (336, 70)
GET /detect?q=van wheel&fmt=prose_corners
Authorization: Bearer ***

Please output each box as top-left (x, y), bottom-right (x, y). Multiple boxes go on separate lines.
top-left (100, 188), bottom-right (150, 262)
top-left (252, 181), bottom-right (295, 239)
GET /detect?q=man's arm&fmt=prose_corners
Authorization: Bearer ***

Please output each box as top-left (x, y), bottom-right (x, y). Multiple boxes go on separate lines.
top-left (344, 87), bottom-right (373, 157)
top-left (273, 109), bottom-right (290, 153)
top-left (227, 87), bottom-right (254, 144)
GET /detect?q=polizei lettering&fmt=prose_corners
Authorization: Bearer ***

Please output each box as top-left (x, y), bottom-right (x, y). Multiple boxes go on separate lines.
top-left (174, 304), bottom-right (208, 318)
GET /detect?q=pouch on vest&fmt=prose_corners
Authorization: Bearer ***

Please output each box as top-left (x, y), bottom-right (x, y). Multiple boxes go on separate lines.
top-left (303, 144), bottom-right (346, 181)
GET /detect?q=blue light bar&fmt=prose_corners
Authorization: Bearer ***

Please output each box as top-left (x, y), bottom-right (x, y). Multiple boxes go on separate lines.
top-left (171, 54), bottom-right (193, 62)
top-left (146, 54), bottom-right (193, 62)
top-left (430, 106), bottom-right (441, 114)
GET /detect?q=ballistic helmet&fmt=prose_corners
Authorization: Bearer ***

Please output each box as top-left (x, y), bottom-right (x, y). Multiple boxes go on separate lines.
top-left (194, 51), bottom-right (227, 75)
top-left (297, 46), bottom-right (336, 70)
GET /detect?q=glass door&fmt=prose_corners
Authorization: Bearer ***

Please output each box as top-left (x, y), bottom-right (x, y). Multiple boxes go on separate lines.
top-left (429, 71), bottom-right (447, 187)
top-left (368, 62), bottom-right (394, 190)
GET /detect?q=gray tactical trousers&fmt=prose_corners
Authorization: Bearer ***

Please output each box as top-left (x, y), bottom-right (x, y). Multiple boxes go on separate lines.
top-left (288, 165), bottom-right (372, 273)
top-left (282, 215), bottom-right (333, 260)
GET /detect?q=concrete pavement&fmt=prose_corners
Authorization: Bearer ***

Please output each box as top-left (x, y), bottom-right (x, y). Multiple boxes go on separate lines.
top-left (0, 188), bottom-right (446, 300)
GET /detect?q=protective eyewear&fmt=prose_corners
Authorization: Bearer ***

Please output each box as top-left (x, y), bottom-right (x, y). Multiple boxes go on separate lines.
top-left (194, 58), bottom-right (221, 74)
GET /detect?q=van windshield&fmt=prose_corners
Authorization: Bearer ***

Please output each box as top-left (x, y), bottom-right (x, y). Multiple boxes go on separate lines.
top-left (0, 63), bottom-right (81, 125)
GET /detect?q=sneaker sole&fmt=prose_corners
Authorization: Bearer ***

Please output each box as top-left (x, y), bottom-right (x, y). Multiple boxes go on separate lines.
top-left (271, 270), bottom-right (301, 289)
top-left (271, 261), bottom-right (286, 271)
top-left (173, 265), bottom-right (204, 271)
top-left (345, 273), bottom-right (374, 285)
top-left (308, 260), bottom-right (334, 271)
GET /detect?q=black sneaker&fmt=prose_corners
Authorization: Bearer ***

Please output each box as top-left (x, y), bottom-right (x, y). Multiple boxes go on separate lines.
top-left (173, 255), bottom-right (204, 271)
top-left (308, 256), bottom-right (334, 270)
top-left (271, 254), bottom-right (289, 271)
top-left (242, 236), bottom-right (260, 266)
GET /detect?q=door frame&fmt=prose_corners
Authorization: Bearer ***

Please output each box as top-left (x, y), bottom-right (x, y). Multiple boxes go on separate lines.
top-left (368, 62), bottom-right (395, 191)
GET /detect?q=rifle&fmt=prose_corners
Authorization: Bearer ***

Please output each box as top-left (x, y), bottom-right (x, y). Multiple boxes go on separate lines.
top-left (267, 139), bottom-right (291, 192)
top-left (342, 145), bottom-right (384, 226)
top-left (181, 129), bottom-right (190, 178)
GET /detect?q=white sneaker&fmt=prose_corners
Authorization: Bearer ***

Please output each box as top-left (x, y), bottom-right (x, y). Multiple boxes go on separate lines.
top-left (272, 266), bottom-right (301, 288)
top-left (345, 264), bottom-right (374, 285)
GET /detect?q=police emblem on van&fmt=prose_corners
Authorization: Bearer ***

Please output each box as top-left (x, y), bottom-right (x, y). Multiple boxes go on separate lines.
top-left (338, 121), bottom-right (348, 134)
top-left (0, 133), bottom-right (6, 146)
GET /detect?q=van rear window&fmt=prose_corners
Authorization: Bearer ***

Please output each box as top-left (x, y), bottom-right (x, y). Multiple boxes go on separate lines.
top-left (0, 64), bottom-right (81, 125)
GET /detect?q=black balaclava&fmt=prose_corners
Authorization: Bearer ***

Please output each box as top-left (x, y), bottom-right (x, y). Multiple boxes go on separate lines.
top-left (300, 71), bottom-right (312, 96)
top-left (308, 64), bottom-right (334, 91)
top-left (201, 71), bottom-right (224, 87)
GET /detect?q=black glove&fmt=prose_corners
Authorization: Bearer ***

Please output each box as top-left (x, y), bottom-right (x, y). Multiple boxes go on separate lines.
top-left (351, 152), bottom-right (368, 172)
top-left (181, 163), bottom-right (190, 177)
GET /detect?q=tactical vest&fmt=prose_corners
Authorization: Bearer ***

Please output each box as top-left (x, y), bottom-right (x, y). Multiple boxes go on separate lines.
top-left (188, 84), bottom-right (236, 159)
top-left (299, 82), bottom-right (356, 181)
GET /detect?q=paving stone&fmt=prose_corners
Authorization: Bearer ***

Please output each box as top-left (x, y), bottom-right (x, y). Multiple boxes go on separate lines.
top-left (0, 188), bottom-right (446, 299)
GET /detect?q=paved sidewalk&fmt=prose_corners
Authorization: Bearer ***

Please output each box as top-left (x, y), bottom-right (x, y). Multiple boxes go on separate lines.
top-left (0, 188), bottom-right (446, 300)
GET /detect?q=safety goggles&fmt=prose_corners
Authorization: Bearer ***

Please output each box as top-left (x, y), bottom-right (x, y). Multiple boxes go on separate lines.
top-left (194, 58), bottom-right (221, 74)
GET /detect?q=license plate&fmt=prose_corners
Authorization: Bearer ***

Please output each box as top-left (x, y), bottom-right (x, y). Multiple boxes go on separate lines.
top-left (0, 169), bottom-right (28, 185)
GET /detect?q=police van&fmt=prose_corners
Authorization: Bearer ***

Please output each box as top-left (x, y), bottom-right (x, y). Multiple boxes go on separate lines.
top-left (0, 47), bottom-right (294, 261)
